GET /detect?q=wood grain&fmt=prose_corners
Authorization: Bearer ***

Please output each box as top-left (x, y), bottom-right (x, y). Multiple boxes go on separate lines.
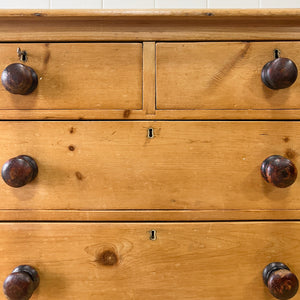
top-left (0, 10), bottom-right (300, 42)
top-left (157, 42), bottom-right (300, 110)
top-left (0, 221), bottom-right (299, 299)
top-left (2, 108), bottom-right (300, 120)
top-left (2, 9), bottom-right (300, 18)
top-left (0, 121), bottom-right (300, 213)
top-left (1, 209), bottom-right (300, 222)
top-left (1, 10), bottom-right (300, 300)
top-left (143, 42), bottom-right (156, 115)
top-left (0, 43), bottom-right (142, 110)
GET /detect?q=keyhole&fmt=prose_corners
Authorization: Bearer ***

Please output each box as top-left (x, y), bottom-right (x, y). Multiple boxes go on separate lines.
top-left (150, 230), bottom-right (157, 241)
top-left (20, 54), bottom-right (27, 62)
top-left (148, 128), bottom-right (154, 139)
top-left (17, 48), bottom-right (28, 62)
top-left (274, 49), bottom-right (281, 59)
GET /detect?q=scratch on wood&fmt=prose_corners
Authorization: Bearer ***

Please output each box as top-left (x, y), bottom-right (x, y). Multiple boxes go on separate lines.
top-left (283, 136), bottom-right (290, 143)
top-left (43, 50), bottom-right (51, 65)
top-left (209, 43), bottom-right (250, 87)
top-left (69, 127), bottom-right (75, 134)
top-left (75, 171), bottom-right (84, 180)
top-left (123, 110), bottom-right (131, 118)
top-left (33, 13), bottom-right (46, 17)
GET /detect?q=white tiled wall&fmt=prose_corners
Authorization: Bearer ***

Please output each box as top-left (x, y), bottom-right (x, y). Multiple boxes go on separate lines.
top-left (0, 0), bottom-right (300, 9)
top-left (50, 0), bottom-right (102, 9)
top-left (208, 0), bottom-right (259, 8)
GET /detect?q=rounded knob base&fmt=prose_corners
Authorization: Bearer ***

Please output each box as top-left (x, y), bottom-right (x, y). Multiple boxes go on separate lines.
top-left (1, 63), bottom-right (38, 95)
top-left (261, 58), bottom-right (298, 90)
top-left (261, 155), bottom-right (297, 188)
top-left (1, 155), bottom-right (38, 188)
top-left (263, 262), bottom-right (299, 300)
top-left (3, 265), bottom-right (39, 300)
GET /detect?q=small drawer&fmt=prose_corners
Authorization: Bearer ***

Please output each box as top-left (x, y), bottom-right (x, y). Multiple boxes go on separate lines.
top-left (0, 43), bottom-right (142, 110)
top-left (156, 42), bottom-right (300, 110)
top-left (0, 222), bottom-right (299, 299)
top-left (0, 121), bottom-right (299, 217)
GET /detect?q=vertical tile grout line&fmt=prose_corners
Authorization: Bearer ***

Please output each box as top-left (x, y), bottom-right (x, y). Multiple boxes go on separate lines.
top-left (207, 0), bottom-right (210, 9)
top-left (49, 0), bottom-right (52, 9)
top-left (100, 0), bottom-right (103, 9)
top-left (258, 0), bottom-right (262, 8)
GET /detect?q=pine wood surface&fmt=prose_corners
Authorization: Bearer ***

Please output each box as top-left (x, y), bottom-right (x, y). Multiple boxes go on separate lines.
top-left (1, 209), bottom-right (300, 222)
top-left (3, 108), bottom-right (300, 120)
top-left (0, 221), bottom-right (299, 299)
top-left (2, 9), bottom-right (300, 18)
top-left (0, 9), bottom-right (300, 42)
top-left (0, 10), bottom-right (300, 300)
top-left (0, 43), bottom-right (142, 110)
top-left (0, 121), bottom-right (299, 215)
top-left (156, 42), bottom-right (300, 110)
top-left (1, 40), bottom-right (300, 119)
top-left (143, 42), bottom-right (156, 115)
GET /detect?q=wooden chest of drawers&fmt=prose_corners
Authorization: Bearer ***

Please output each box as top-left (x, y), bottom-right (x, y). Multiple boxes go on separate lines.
top-left (1, 9), bottom-right (300, 300)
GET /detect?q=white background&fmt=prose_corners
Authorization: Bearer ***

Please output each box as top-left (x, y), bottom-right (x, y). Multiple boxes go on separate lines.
top-left (0, 0), bottom-right (299, 9)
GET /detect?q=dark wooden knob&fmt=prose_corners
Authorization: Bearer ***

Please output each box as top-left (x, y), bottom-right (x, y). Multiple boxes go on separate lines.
top-left (261, 155), bottom-right (297, 188)
top-left (1, 63), bottom-right (38, 95)
top-left (1, 155), bottom-right (38, 188)
top-left (3, 265), bottom-right (39, 300)
top-left (263, 262), bottom-right (299, 300)
top-left (261, 57), bottom-right (298, 89)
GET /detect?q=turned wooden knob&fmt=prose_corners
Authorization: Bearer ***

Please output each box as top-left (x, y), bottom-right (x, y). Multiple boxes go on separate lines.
top-left (1, 155), bottom-right (38, 188)
top-left (263, 262), bottom-right (299, 300)
top-left (261, 155), bottom-right (297, 188)
top-left (1, 63), bottom-right (38, 95)
top-left (3, 265), bottom-right (39, 300)
top-left (261, 57), bottom-right (298, 89)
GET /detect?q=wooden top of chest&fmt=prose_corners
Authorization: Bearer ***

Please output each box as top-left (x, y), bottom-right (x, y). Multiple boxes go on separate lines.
top-left (1, 9), bottom-right (300, 41)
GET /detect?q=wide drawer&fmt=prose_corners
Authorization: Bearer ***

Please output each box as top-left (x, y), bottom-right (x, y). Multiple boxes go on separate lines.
top-left (0, 43), bottom-right (142, 110)
top-left (0, 222), bottom-right (299, 299)
top-left (156, 42), bottom-right (300, 110)
top-left (0, 121), bottom-right (299, 215)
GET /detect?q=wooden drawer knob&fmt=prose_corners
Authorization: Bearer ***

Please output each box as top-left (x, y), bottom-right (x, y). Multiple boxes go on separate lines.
top-left (3, 265), bottom-right (39, 300)
top-left (1, 63), bottom-right (38, 95)
top-left (263, 262), bottom-right (299, 300)
top-left (1, 155), bottom-right (38, 188)
top-left (261, 155), bottom-right (297, 188)
top-left (261, 57), bottom-right (298, 89)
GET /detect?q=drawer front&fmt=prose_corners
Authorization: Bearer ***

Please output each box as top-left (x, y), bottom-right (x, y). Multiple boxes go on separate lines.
top-left (0, 222), bottom-right (299, 299)
top-left (0, 43), bottom-right (142, 110)
top-left (156, 42), bottom-right (300, 110)
top-left (0, 121), bottom-right (299, 213)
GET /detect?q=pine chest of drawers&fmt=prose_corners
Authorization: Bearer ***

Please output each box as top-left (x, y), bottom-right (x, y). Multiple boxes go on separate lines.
top-left (1, 9), bottom-right (300, 300)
